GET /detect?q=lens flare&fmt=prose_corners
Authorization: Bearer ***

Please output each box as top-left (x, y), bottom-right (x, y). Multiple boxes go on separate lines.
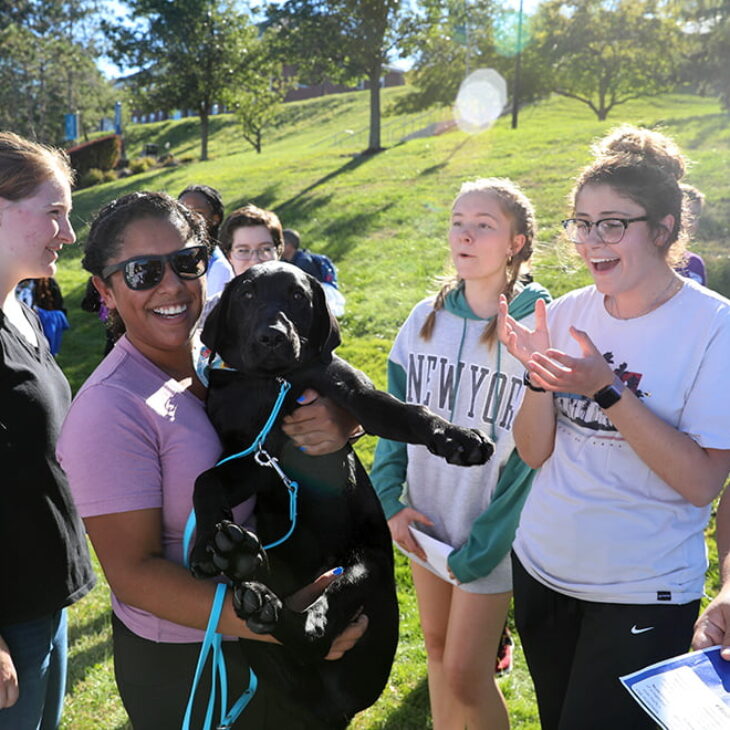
top-left (453, 69), bottom-right (508, 134)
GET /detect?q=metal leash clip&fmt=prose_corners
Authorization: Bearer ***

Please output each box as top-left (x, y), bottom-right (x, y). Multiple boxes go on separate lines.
top-left (254, 446), bottom-right (297, 493)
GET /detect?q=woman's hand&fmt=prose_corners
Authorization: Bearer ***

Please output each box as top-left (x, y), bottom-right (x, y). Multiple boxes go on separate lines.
top-left (282, 389), bottom-right (360, 456)
top-left (692, 582), bottom-right (730, 660)
top-left (324, 614), bottom-right (369, 660)
top-left (498, 295), bottom-right (551, 369)
top-left (284, 567), bottom-right (369, 661)
top-left (387, 508), bottom-right (433, 561)
top-left (527, 326), bottom-right (614, 397)
top-left (0, 635), bottom-right (18, 709)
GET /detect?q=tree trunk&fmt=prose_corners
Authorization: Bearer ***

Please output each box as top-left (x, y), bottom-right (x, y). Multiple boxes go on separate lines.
top-left (200, 107), bottom-right (210, 161)
top-left (367, 65), bottom-right (382, 153)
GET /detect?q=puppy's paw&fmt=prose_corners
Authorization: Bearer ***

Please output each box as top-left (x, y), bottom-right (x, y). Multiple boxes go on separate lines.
top-left (210, 521), bottom-right (264, 583)
top-left (428, 426), bottom-right (494, 466)
top-left (233, 582), bottom-right (282, 634)
top-left (189, 538), bottom-right (222, 579)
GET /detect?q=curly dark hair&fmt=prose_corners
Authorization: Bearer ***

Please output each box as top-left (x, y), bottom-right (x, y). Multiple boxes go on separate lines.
top-left (82, 191), bottom-right (207, 276)
top-left (82, 191), bottom-right (208, 340)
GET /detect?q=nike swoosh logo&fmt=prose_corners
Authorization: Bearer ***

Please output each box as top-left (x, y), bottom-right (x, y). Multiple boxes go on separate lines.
top-left (631, 625), bottom-right (655, 635)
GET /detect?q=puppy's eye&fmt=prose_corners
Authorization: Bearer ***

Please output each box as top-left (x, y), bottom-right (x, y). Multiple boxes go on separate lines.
top-left (292, 290), bottom-right (305, 301)
top-left (242, 290), bottom-right (254, 301)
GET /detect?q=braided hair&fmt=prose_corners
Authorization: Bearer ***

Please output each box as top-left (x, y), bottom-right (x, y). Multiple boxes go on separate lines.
top-left (420, 178), bottom-right (538, 346)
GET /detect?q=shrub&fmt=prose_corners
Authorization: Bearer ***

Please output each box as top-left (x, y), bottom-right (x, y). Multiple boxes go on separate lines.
top-left (129, 156), bottom-right (157, 175)
top-left (103, 170), bottom-right (117, 182)
top-left (78, 168), bottom-right (105, 189)
top-left (67, 135), bottom-right (121, 177)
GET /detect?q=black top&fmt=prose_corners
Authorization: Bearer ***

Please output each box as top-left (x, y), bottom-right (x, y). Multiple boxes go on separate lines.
top-left (0, 304), bottom-right (95, 625)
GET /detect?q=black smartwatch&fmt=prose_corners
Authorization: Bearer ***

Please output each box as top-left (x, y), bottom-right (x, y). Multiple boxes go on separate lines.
top-left (523, 370), bottom-right (546, 393)
top-left (593, 375), bottom-right (625, 410)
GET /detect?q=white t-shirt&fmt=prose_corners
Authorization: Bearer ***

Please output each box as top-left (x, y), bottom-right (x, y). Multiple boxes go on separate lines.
top-left (514, 280), bottom-right (730, 605)
top-left (206, 246), bottom-right (234, 299)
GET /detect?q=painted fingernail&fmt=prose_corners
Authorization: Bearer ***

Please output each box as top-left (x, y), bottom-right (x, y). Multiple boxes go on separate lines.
top-left (332, 566), bottom-right (344, 576)
top-left (298, 446), bottom-right (307, 452)
top-left (296, 394), bottom-right (306, 403)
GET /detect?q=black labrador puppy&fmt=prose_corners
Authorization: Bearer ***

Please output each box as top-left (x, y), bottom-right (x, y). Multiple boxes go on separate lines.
top-left (190, 261), bottom-right (494, 728)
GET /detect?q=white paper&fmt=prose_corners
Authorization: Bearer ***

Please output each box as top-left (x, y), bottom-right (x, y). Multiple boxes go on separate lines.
top-left (621, 646), bottom-right (730, 729)
top-left (400, 525), bottom-right (458, 585)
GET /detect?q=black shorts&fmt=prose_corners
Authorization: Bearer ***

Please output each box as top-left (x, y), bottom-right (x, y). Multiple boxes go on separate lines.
top-left (512, 553), bottom-right (700, 730)
top-left (112, 613), bottom-right (326, 730)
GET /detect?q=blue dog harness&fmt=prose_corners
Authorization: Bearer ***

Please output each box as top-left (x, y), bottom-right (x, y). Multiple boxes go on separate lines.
top-left (182, 378), bottom-right (299, 730)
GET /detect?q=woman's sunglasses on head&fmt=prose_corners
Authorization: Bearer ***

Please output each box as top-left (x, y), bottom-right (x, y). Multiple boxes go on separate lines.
top-left (101, 245), bottom-right (209, 291)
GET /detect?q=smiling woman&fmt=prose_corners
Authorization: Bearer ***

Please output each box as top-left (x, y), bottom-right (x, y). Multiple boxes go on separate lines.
top-left (498, 126), bottom-right (730, 730)
top-left (0, 132), bottom-right (95, 730)
top-left (55, 192), bottom-right (367, 729)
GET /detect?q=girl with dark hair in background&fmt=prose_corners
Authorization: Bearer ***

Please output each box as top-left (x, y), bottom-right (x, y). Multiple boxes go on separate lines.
top-left (178, 184), bottom-right (234, 298)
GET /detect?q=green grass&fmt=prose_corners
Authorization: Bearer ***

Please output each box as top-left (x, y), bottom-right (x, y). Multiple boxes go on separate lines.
top-left (57, 86), bottom-right (729, 728)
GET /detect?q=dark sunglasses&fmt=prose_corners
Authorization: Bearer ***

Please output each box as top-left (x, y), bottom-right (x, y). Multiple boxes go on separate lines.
top-left (101, 245), bottom-right (209, 291)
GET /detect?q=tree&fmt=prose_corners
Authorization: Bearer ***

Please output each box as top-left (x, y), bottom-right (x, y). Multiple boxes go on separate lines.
top-left (105, 0), bottom-right (258, 160)
top-left (265, 0), bottom-right (404, 153)
top-left (677, 0), bottom-right (730, 109)
top-left (0, 3), bottom-right (114, 144)
top-left (227, 58), bottom-right (293, 154)
top-left (533, 0), bottom-right (684, 120)
top-left (393, 0), bottom-right (549, 115)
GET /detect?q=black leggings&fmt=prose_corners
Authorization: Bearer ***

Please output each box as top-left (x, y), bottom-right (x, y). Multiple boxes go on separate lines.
top-left (112, 614), bottom-right (326, 730)
top-left (512, 554), bottom-right (700, 730)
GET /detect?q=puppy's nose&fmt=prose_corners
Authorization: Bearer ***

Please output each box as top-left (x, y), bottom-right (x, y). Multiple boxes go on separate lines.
top-left (257, 326), bottom-right (286, 349)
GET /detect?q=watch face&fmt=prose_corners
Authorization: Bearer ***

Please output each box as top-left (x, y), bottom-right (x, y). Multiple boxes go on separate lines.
top-left (593, 376), bottom-right (625, 409)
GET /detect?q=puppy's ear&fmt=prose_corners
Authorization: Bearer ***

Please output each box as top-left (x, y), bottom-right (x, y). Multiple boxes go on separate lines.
top-left (201, 279), bottom-right (235, 357)
top-left (309, 277), bottom-right (341, 360)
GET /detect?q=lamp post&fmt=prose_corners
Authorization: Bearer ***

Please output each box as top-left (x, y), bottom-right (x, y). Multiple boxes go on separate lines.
top-left (511, 0), bottom-right (524, 129)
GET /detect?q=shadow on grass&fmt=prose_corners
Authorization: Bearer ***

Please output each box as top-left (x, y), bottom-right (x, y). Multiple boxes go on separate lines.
top-left (659, 113), bottom-right (729, 149)
top-left (377, 677), bottom-right (431, 729)
top-left (419, 137), bottom-right (472, 177)
top-left (227, 183), bottom-right (282, 213)
top-left (277, 149), bottom-right (383, 216)
top-left (66, 632), bottom-right (114, 696)
top-left (67, 610), bottom-right (111, 646)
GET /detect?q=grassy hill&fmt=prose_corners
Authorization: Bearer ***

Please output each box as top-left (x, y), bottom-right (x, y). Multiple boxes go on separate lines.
top-left (57, 86), bottom-right (729, 729)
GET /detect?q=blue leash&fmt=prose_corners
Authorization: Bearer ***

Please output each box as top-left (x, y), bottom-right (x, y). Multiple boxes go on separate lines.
top-left (182, 379), bottom-right (299, 730)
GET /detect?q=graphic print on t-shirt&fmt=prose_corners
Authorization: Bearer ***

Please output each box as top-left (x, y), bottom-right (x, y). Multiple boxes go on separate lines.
top-left (555, 352), bottom-right (648, 433)
top-left (406, 352), bottom-right (524, 432)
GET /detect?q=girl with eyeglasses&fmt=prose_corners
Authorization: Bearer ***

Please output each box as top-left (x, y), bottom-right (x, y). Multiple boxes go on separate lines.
top-left (372, 178), bottom-right (551, 730)
top-left (0, 132), bottom-right (96, 729)
top-left (499, 126), bottom-right (730, 729)
top-left (56, 192), bottom-right (367, 729)
top-left (219, 204), bottom-right (283, 278)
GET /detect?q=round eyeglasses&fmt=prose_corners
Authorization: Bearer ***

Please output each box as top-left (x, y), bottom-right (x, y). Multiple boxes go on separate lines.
top-left (230, 245), bottom-right (277, 261)
top-left (561, 216), bottom-right (649, 245)
top-left (101, 244), bottom-right (209, 291)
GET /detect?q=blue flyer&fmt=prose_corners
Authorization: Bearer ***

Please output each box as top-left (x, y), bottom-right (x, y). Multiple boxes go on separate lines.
top-left (620, 646), bottom-right (730, 729)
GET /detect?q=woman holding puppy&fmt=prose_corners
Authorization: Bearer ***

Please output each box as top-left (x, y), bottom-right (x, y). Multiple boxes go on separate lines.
top-left (499, 126), bottom-right (730, 729)
top-left (372, 178), bottom-right (550, 730)
top-left (57, 192), bottom-right (366, 729)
